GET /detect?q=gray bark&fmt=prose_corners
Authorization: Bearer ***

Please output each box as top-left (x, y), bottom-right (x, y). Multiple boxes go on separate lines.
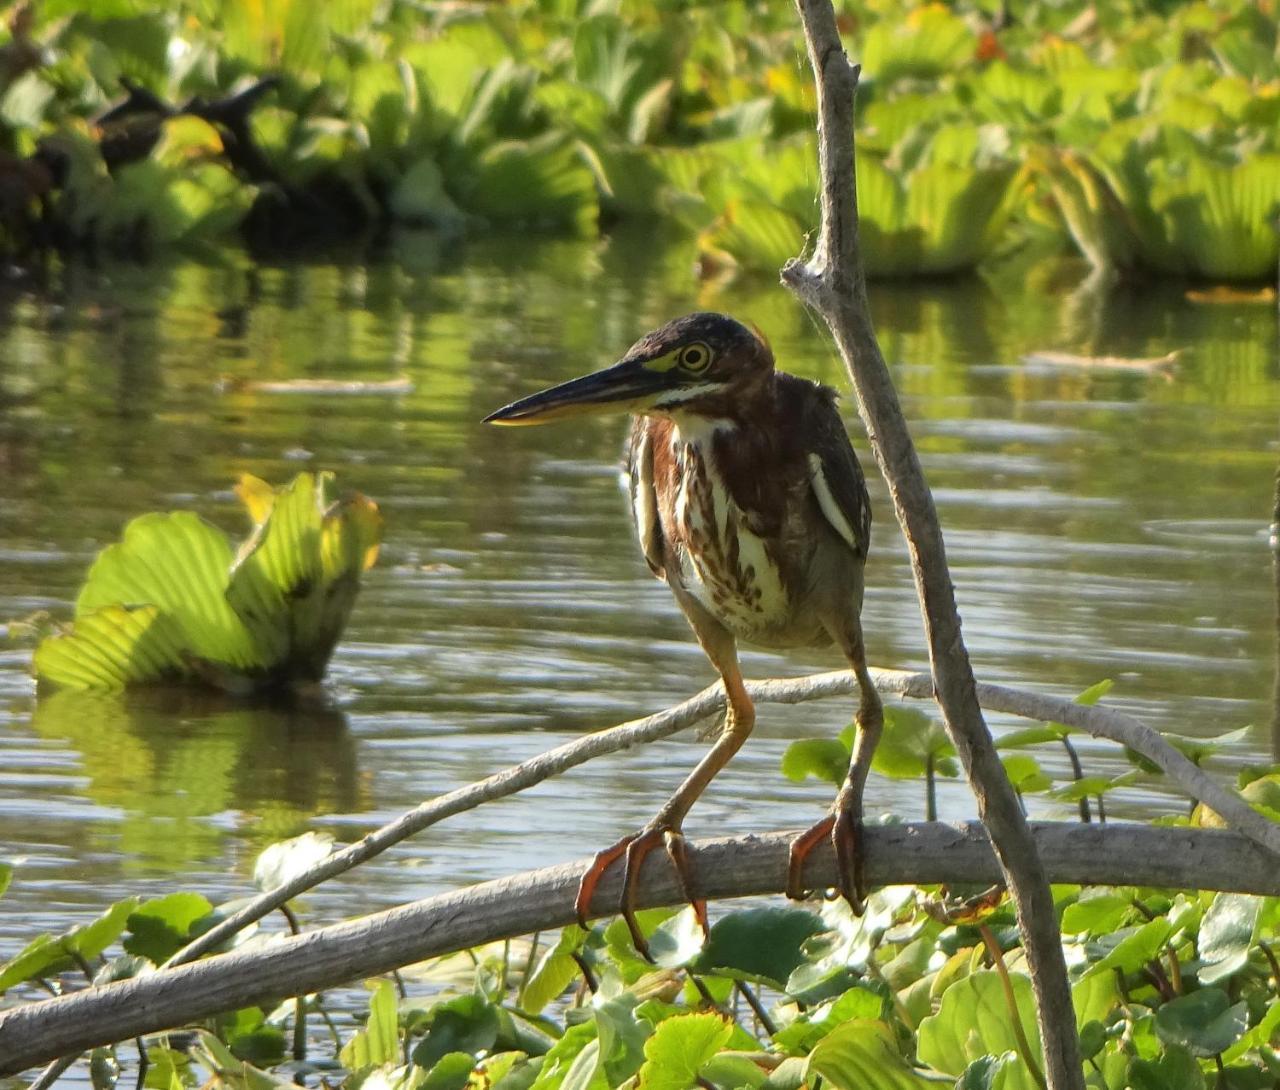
top-left (1, 823), bottom-right (1272, 1076)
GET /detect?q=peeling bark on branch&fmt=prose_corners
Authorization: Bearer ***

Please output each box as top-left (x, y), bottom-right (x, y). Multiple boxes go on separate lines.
top-left (1, 823), bottom-right (1274, 1076)
top-left (783, 2), bottom-right (1086, 1085)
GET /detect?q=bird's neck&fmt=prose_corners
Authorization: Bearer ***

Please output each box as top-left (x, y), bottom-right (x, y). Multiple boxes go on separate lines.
top-left (664, 375), bottom-right (777, 442)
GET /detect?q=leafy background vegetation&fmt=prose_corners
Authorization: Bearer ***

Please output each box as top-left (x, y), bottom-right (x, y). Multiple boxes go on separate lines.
top-left (0, 0), bottom-right (1276, 278)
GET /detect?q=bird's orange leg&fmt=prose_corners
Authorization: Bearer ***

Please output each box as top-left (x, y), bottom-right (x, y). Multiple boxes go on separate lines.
top-left (788, 631), bottom-right (883, 912)
top-left (575, 619), bottom-right (753, 957)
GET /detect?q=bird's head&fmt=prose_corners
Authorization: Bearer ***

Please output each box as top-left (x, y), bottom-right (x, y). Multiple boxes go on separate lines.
top-left (484, 313), bottom-right (773, 426)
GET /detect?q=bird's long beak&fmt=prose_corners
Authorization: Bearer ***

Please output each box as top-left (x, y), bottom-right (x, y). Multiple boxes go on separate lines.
top-left (483, 358), bottom-right (666, 426)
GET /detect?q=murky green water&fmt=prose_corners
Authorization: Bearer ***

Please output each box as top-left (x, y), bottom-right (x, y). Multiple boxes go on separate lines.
top-left (1, 231), bottom-right (1278, 1046)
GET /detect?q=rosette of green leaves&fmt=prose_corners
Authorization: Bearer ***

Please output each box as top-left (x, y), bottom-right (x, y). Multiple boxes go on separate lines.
top-left (33, 471), bottom-right (381, 693)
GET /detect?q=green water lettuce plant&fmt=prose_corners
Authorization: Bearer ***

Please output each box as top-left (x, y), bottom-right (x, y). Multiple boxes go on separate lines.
top-left (33, 471), bottom-right (381, 693)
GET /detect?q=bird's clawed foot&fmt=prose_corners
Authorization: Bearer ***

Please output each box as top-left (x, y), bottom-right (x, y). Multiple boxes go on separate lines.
top-left (574, 822), bottom-right (708, 958)
top-left (785, 803), bottom-right (866, 914)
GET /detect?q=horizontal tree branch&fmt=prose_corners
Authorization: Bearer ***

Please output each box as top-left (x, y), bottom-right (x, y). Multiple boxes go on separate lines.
top-left (2, 822), bottom-right (1273, 1076)
top-left (170, 667), bottom-right (1280, 973)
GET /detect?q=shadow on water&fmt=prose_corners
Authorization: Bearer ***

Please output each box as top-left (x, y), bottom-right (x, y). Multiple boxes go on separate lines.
top-left (29, 688), bottom-right (361, 868)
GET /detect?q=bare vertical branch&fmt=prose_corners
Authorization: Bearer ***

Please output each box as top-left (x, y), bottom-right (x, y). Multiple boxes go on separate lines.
top-left (781, 3), bottom-right (1084, 1086)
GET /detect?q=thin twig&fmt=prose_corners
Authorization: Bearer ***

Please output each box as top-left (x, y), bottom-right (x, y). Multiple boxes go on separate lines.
top-left (979, 923), bottom-right (1047, 1090)
top-left (736, 982), bottom-right (778, 1037)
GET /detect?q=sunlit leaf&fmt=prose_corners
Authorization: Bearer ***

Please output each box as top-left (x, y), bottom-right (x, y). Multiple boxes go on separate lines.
top-left (519, 926), bottom-right (590, 1014)
top-left (917, 972), bottom-right (1040, 1090)
top-left (636, 1012), bottom-right (732, 1090)
top-left (124, 892), bottom-right (214, 963)
top-left (340, 978), bottom-right (400, 1069)
top-left (870, 706), bottom-right (958, 780)
top-left (253, 831), bottom-right (336, 893)
top-left (780, 737), bottom-right (848, 785)
top-left (807, 1019), bottom-right (943, 1089)
top-left (1198, 893), bottom-right (1263, 984)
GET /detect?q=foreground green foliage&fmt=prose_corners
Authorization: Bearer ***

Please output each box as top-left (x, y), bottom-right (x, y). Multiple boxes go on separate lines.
top-left (4, 840), bottom-right (1280, 1089)
top-left (4, 680), bottom-right (1280, 1088)
top-left (33, 471), bottom-right (381, 692)
top-left (0, 0), bottom-right (1276, 278)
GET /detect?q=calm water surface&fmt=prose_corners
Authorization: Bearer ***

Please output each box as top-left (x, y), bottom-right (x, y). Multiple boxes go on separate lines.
top-left (0, 232), bottom-right (1277, 1064)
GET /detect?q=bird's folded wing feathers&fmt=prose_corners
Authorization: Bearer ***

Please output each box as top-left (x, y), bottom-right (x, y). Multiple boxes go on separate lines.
top-left (627, 424), bottom-right (666, 578)
top-left (805, 398), bottom-right (871, 557)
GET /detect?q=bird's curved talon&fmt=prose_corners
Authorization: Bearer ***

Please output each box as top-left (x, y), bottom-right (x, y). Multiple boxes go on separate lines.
top-left (831, 805), bottom-right (867, 915)
top-left (576, 823), bottom-right (705, 959)
top-left (786, 813), bottom-right (835, 901)
top-left (574, 836), bottom-right (633, 930)
top-left (786, 809), bottom-right (867, 913)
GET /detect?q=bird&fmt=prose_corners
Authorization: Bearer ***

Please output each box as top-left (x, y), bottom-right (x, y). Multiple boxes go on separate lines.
top-left (484, 312), bottom-right (882, 951)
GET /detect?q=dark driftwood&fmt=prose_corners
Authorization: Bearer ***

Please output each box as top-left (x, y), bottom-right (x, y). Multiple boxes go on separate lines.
top-left (781, 2), bottom-right (1083, 1084)
top-left (2, 823), bottom-right (1274, 1076)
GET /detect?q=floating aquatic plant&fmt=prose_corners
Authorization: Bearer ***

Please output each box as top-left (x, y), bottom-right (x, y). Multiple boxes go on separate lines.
top-left (33, 472), bottom-right (381, 693)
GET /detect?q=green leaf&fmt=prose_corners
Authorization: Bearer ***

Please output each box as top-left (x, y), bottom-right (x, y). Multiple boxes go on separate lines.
top-left (124, 892), bottom-right (214, 963)
top-left (1070, 970), bottom-right (1120, 1031)
top-left (1074, 680), bottom-right (1114, 706)
top-left (1000, 754), bottom-right (1051, 794)
top-left (0, 863), bottom-right (11, 900)
top-left (0, 897), bottom-right (139, 991)
top-left (636, 1012), bottom-right (732, 1090)
top-left (530, 1021), bottom-right (599, 1090)
top-left (780, 738), bottom-right (849, 785)
top-left (996, 727), bottom-right (1062, 749)
top-left (1155, 990), bottom-right (1248, 1057)
top-left (772, 986), bottom-right (886, 1054)
top-left (693, 907), bottom-right (825, 988)
top-left (519, 927), bottom-right (589, 1014)
top-left (871, 706), bottom-right (958, 780)
top-left (917, 972), bottom-right (1040, 1090)
top-left (785, 890), bottom-right (908, 1002)
top-left (862, 6), bottom-right (973, 83)
top-left (1198, 893), bottom-right (1263, 984)
top-left (340, 979), bottom-right (400, 1069)
top-left (955, 1053), bottom-right (1018, 1090)
top-left (412, 994), bottom-right (501, 1070)
top-left (34, 604), bottom-right (194, 691)
top-left (700, 1054), bottom-right (767, 1090)
top-left (593, 993), bottom-right (652, 1087)
top-left (463, 135), bottom-right (598, 232)
top-left (423, 1053), bottom-right (479, 1090)
top-left (648, 906), bottom-right (708, 970)
top-left (807, 1020), bottom-right (944, 1089)
top-left (253, 831), bottom-right (335, 892)
top-left (1128, 1045), bottom-right (1206, 1090)
top-left (1083, 918), bottom-right (1173, 979)
top-left (1061, 891), bottom-right (1134, 935)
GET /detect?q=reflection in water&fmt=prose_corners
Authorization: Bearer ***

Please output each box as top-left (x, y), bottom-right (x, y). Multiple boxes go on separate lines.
top-left (1, 233), bottom-right (1279, 977)
top-left (30, 689), bottom-right (360, 867)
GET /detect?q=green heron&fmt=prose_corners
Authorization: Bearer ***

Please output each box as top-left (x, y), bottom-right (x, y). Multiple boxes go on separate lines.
top-left (485, 313), bottom-right (882, 947)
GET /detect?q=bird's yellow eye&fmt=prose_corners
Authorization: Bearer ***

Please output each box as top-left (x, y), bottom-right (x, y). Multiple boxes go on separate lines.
top-left (677, 342), bottom-right (713, 373)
